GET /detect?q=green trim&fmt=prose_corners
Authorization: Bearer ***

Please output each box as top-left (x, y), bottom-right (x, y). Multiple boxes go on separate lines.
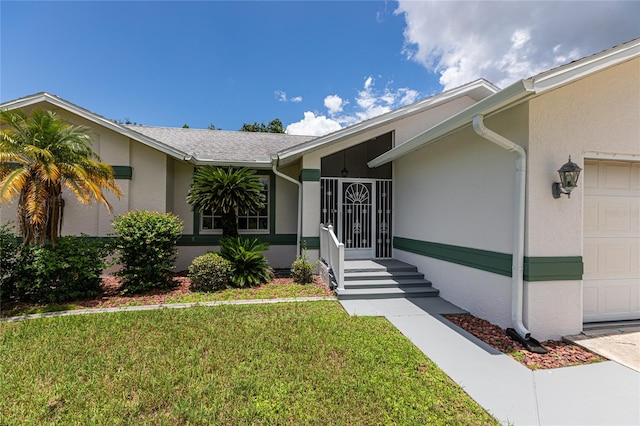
top-left (393, 237), bottom-right (583, 281)
top-left (300, 169), bottom-right (321, 182)
top-left (111, 165), bottom-right (132, 180)
top-left (178, 234), bottom-right (297, 246)
top-left (300, 237), bottom-right (320, 250)
top-left (394, 237), bottom-right (511, 276)
top-left (524, 257), bottom-right (583, 281)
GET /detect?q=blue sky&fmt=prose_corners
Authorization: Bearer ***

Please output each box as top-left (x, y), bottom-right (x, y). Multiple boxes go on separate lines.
top-left (2, 1), bottom-right (639, 136)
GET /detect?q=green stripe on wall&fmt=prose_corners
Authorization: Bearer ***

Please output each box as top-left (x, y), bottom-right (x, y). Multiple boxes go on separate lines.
top-left (394, 237), bottom-right (583, 282)
top-left (111, 165), bottom-right (132, 180)
top-left (394, 237), bottom-right (512, 276)
top-left (524, 257), bottom-right (583, 281)
top-left (178, 234), bottom-right (297, 246)
top-left (300, 169), bottom-right (321, 182)
top-left (300, 237), bottom-right (320, 250)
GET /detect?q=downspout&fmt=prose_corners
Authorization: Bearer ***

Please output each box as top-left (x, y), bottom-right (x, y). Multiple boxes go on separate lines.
top-left (472, 115), bottom-right (531, 340)
top-left (271, 156), bottom-right (302, 257)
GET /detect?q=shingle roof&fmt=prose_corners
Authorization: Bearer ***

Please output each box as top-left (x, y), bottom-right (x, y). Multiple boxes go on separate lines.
top-left (125, 125), bottom-right (315, 166)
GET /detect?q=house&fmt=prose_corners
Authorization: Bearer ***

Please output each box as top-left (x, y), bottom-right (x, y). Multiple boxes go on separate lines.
top-left (1, 38), bottom-right (638, 340)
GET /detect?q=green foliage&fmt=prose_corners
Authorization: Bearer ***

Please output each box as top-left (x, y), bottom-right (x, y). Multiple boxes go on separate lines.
top-left (111, 210), bottom-right (183, 294)
top-left (291, 250), bottom-right (318, 284)
top-left (239, 118), bottom-right (284, 133)
top-left (188, 252), bottom-right (233, 292)
top-left (0, 108), bottom-right (122, 246)
top-left (1, 233), bottom-right (109, 304)
top-left (0, 223), bottom-right (20, 301)
top-left (219, 237), bottom-right (273, 287)
top-left (186, 167), bottom-right (265, 237)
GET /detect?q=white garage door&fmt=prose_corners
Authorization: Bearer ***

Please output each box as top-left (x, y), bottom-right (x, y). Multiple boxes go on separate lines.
top-left (583, 160), bottom-right (640, 323)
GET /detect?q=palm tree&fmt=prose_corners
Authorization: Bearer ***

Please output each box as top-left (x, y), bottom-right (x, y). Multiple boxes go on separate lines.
top-left (186, 167), bottom-right (265, 237)
top-left (0, 108), bottom-right (123, 245)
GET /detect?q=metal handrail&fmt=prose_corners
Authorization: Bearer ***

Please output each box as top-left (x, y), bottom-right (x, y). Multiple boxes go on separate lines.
top-left (320, 224), bottom-right (344, 290)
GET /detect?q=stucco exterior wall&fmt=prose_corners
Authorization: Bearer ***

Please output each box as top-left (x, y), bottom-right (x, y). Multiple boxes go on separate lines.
top-left (275, 175), bottom-right (299, 234)
top-left (528, 57), bottom-right (640, 257)
top-left (129, 140), bottom-right (167, 212)
top-left (392, 103), bottom-right (529, 331)
top-left (171, 160), bottom-right (195, 232)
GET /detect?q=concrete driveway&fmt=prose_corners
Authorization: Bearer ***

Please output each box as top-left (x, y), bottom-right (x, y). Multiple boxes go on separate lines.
top-left (565, 325), bottom-right (640, 372)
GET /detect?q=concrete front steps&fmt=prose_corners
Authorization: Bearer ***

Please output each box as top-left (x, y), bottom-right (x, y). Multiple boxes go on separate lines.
top-left (335, 259), bottom-right (439, 300)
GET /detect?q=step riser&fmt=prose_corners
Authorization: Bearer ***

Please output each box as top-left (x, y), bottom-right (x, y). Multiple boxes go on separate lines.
top-left (344, 283), bottom-right (432, 290)
top-left (344, 273), bottom-right (425, 281)
top-left (337, 289), bottom-right (440, 300)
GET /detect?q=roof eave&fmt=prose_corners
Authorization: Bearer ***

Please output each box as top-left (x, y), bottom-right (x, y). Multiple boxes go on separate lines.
top-left (1, 93), bottom-right (190, 161)
top-left (276, 79), bottom-right (500, 164)
top-left (189, 159), bottom-right (274, 169)
top-left (368, 80), bottom-right (535, 168)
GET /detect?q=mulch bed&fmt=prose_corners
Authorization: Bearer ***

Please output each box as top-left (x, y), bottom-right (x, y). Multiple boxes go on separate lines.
top-left (444, 314), bottom-right (605, 370)
top-left (1, 273), bottom-right (333, 316)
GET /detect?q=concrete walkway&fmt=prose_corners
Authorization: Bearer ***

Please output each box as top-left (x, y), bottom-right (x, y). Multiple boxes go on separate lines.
top-left (340, 297), bottom-right (640, 426)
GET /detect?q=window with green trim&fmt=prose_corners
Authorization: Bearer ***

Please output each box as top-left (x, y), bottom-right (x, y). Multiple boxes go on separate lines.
top-left (200, 176), bottom-right (270, 234)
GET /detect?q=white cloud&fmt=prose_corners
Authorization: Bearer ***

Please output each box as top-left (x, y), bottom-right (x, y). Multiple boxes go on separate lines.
top-left (324, 95), bottom-right (344, 115)
top-left (285, 111), bottom-right (342, 136)
top-left (275, 90), bottom-right (302, 103)
top-left (396, 0), bottom-right (640, 90)
top-left (286, 76), bottom-right (423, 136)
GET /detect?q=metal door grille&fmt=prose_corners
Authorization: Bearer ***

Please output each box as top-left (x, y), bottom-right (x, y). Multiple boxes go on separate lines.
top-left (320, 178), bottom-right (392, 258)
top-left (342, 182), bottom-right (371, 249)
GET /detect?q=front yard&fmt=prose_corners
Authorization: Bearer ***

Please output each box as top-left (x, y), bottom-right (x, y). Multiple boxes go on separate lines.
top-left (0, 301), bottom-right (497, 425)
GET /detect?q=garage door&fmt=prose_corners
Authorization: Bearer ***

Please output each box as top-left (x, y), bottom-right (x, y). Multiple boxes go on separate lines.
top-left (583, 160), bottom-right (639, 322)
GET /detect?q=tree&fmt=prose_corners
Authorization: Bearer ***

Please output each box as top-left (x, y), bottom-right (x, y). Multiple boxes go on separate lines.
top-left (0, 109), bottom-right (123, 245)
top-left (239, 118), bottom-right (285, 133)
top-left (208, 123), bottom-right (218, 130)
top-left (186, 167), bottom-right (265, 238)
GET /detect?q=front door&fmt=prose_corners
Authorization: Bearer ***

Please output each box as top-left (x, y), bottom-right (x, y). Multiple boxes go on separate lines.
top-left (341, 180), bottom-right (374, 259)
top-left (320, 177), bottom-right (392, 259)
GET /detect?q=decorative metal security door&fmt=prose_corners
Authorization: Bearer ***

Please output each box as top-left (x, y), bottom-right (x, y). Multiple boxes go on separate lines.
top-left (320, 178), bottom-right (392, 259)
top-left (342, 181), bottom-right (373, 259)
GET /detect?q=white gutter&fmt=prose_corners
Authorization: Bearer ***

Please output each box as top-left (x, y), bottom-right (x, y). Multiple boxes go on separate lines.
top-left (472, 114), bottom-right (530, 340)
top-left (271, 155), bottom-right (302, 257)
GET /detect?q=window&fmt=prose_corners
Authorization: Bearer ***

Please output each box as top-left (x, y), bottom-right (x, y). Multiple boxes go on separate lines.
top-left (200, 176), bottom-right (270, 233)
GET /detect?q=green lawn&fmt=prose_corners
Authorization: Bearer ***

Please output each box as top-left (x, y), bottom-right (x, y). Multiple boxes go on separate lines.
top-left (0, 301), bottom-right (497, 425)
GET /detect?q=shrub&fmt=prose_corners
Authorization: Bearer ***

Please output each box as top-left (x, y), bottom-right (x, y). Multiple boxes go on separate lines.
top-left (111, 210), bottom-right (183, 294)
top-left (219, 237), bottom-right (273, 287)
top-left (291, 250), bottom-right (317, 284)
top-left (0, 223), bottom-right (20, 302)
top-left (3, 235), bottom-right (109, 304)
top-left (188, 253), bottom-right (233, 292)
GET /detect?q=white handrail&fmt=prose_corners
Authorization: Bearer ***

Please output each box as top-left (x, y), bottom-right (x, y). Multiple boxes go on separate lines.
top-left (320, 224), bottom-right (344, 290)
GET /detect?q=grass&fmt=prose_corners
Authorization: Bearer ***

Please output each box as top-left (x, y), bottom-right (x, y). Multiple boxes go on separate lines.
top-left (0, 302), bottom-right (497, 425)
top-left (165, 281), bottom-right (331, 303)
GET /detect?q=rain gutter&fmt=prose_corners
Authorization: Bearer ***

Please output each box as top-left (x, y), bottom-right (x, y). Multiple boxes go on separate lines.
top-left (472, 114), bottom-right (530, 340)
top-left (271, 155), bottom-right (302, 256)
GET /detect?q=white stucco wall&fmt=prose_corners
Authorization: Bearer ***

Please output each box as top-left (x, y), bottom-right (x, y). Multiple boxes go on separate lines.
top-left (523, 57), bottom-right (640, 338)
top-left (527, 56), bottom-right (640, 258)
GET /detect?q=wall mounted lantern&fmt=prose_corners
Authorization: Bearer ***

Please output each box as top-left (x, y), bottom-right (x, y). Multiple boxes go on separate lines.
top-left (341, 150), bottom-right (349, 177)
top-left (552, 156), bottom-right (582, 199)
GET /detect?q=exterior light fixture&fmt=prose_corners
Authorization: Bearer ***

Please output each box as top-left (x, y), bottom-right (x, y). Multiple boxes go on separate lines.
top-left (552, 156), bottom-right (582, 199)
top-left (341, 150), bottom-right (348, 177)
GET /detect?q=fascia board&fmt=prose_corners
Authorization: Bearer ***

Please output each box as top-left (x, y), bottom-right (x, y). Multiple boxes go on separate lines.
top-left (2, 93), bottom-right (190, 161)
top-left (367, 81), bottom-right (535, 168)
top-left (190, 160), bottom-right (273, 169)
top-left (532, 39), bottom-right (640, 93)
top-left (276, 80), bottom-right (500, 163)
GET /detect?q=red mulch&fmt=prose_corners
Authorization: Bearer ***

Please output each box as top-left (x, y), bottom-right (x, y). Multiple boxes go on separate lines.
top-left (444, 314), bottom-right (605, 370)
top-left (2, 274), bottom-right (332, 316)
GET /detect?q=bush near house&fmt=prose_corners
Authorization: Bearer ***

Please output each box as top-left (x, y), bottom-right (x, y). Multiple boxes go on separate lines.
top-left (0, 225), bottom-right (109, 303)
top-left (188, 252), bottom-right (233, 292)
top-left (111, 210), bottom-right (183, 294)
top-left (290, 249), bottom-right (317, 284)
top-left (219, 237), bottom-right (273, 287)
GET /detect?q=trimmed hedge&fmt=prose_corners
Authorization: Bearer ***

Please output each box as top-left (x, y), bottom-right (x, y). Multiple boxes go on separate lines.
top-left (112, 210), bottom-right (183, 294)
top-left (188, 253), bottom-right (233, 292)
